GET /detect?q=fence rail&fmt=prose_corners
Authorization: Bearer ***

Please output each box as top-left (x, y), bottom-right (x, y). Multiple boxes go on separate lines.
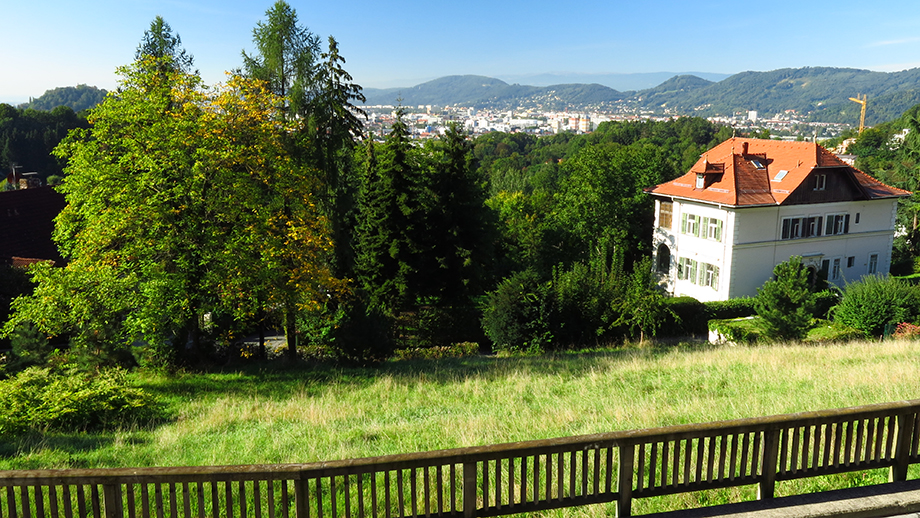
top-left (2, 400), bottom-right (919, 518)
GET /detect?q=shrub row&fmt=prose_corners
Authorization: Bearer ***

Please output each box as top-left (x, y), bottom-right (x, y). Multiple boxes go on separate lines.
top-left (0, 367), bottom-right (161, 435)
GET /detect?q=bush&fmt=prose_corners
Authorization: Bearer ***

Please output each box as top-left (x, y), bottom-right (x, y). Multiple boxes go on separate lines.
top-left (481, 269), bottom-right (554, 354)
top-left (657, 297), bottom-right (708, 337)
top-left (705, 297), bottom-right (756, 320)
top-left (0, 367), bottom-right (161, 435)
top-left (812, 290), bottom-right (840, 319)
top-left (709, 317), bottom-right (763, 344)
top-left (755, 257), bottom-right (816, 341)
top-left (833, 274), bottom-right (920, 338)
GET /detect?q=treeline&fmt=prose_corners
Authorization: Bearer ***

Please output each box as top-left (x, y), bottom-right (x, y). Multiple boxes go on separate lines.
top-left (822, 103), bottom-right (920, 273)
top-left (0, 104), bottom-right (88, 181)
top-left (0, 0), bottom-right (739, 372)
top-left (19, 85), bottom-right (108, 113)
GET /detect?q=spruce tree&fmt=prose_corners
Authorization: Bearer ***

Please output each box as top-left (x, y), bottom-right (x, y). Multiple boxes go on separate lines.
top-left (356, 110), bottom-right (421, 315)
top-left (755, 256), bottom-right (816, 341)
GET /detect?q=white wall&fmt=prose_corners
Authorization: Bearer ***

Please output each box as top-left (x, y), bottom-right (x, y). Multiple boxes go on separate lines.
top-left (651, 197), bottom-right (900, 301)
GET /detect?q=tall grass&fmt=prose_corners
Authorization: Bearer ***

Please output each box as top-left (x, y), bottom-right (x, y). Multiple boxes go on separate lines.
top-left (3, 339), bottom-right (920, 514)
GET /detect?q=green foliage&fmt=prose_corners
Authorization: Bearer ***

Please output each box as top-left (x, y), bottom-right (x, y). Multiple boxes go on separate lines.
top-left (755, 257), bottom-right (816, 341)
top-left (705, 297), bottom-right (756, 320)
top-left (0, 103), bottom-right (89, 181)
top-left (5, 53), bottom-right (336, 368)
top-left (18, 85), bottom-right (108, 112)
top-left (812, 290), bottom-right (841, 319)
top-left (0, 367), bottom-right (160, 435)
top-left (241, 0), bottom-right (320, 119)
top-left (615, 257), bottom-right (674, 342)
top-left (833, 275), bottom-right (920, 338)
top-left (5, 322), bottom-right (54, 372)
top-left (135, 16), bottom-right (195, 75)
top-left (658, 297), bottom-right (709, 336)
top-left (551, 244), bottom-right (625, 346)
top-left (481, 269), bottom-right (553, 354)
top-left (392, 341), bottom-right (479, 361)
top-left (708, 317), bottom-right (764, 344)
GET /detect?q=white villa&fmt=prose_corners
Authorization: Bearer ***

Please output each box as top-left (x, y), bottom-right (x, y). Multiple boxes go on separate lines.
top-left (646, 138), bottom-right (911, 302)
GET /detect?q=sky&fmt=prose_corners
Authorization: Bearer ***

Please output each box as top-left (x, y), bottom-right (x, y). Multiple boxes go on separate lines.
top-left (3, 0), bottom-right (920, 105)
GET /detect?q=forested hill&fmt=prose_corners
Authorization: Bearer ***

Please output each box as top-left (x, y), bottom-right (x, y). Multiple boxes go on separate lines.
top-left (18, 85), bottom-right (108, 113)
top-left (363, 67), bottom-right (920, 124)
top-left (363, 75), bottom-right (627, 110)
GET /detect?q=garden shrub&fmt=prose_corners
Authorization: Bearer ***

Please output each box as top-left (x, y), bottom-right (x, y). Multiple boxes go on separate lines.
top-left (755, 257), bottom-right (816, 341)
top-left (657, 297), bottom-right (708, 337)
top-left (481, 269), bottom-right (554, 354)
top-left (0, 367), bottom-right (161, 435)
top-left (705, 297), bottom-right (756, 320)
top-left (708, 317), bottom-right (763, 344)
top-left (833, 274), bottom-right (920, 338)
top-left (551, 260), bottom-right (622, 347)
top-left (812, 290), bottom-right (840, 319)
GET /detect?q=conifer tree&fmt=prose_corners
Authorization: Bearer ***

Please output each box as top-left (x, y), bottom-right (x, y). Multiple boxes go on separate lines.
top-left (356, 110), bottom-right (421, 315)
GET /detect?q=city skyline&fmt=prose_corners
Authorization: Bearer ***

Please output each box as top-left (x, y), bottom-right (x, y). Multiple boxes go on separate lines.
top-left (3, 0), bottom-right (920, 105)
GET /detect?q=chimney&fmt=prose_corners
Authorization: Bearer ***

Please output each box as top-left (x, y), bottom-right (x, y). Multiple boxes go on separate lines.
top-left (741, 141), bottom-right (749, 155)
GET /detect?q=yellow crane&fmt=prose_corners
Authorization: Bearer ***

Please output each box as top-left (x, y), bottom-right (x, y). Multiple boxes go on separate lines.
top-left (849, 94), bottom-right (868, 134)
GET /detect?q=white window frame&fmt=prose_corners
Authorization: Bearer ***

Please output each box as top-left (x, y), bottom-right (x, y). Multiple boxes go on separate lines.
top-left (831, 257), bottom-right (842, 280)
top-left (868, 253), bottom-right (879, 275)
top-left (825, 213), bottom-right (850, 236)
top-left (814, 173), bottom-right (826, 191)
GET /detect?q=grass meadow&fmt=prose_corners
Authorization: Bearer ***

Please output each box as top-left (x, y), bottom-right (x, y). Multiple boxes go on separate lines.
top-left (3, 338), bottom-right (920, 515)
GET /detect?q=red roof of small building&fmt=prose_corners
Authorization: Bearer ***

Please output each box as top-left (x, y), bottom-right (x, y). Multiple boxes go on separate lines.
top-left (647, 138), bottom-right (910, 206)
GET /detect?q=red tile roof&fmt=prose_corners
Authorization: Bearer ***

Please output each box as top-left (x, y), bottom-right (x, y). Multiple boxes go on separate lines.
top-left (647, 138), bottom-right (910, 206)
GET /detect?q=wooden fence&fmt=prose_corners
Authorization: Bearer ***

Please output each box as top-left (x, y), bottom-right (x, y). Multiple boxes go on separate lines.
top-left (2, 399), bottom-right (919, 518)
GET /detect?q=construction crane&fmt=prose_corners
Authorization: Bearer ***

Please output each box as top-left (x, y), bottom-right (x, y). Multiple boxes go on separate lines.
top-left (849, 94), bottom-right (868, 134)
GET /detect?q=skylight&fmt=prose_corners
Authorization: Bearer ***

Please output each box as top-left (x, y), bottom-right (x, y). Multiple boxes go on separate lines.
top-left (772, 170), bottom-right (789, 182)
top-left (751, 159), bottom-right (765, 169)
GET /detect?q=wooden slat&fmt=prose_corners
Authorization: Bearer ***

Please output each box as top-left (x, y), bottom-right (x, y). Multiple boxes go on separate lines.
top-left (801, 425), bottom-right (812, 471)
top-left (740, 433), bottom-right (751, 479)
top-left (660, 440), bottom-right (669, 488)
top-left (633, 445), bottom-right (644, 493)
top-left (843, 420), bottom-right (854, 467)
top-left (695, 436), bottom-right (705, 482)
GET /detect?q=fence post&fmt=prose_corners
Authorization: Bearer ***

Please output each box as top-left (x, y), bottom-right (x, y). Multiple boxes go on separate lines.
top-left (617, 444), bottom-right (635, 518)
top-left (463, 462), bottom-right (478, 518)
top-left (103, 483), bottom-right (123, 518)
top-left (294, 476), bottom-right (309, 518)
top-left (890, 413), bottom-right (914, 482)
top-left (758, 429), bottom-right (780, 500)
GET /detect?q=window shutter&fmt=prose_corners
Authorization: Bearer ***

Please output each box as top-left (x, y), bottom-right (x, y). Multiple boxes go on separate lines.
top-left (844, 214), bottom-right (850, 234)
top-left (715, 220), bottom-right (722, 241)
top-left (713, 266), bottom-right (720, 290)
top-left (681, 213), bottom-right (687, 234)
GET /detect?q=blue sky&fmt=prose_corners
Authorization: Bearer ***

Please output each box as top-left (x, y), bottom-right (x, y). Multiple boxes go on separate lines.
top-left (3, 0), bottom-right (920, 104)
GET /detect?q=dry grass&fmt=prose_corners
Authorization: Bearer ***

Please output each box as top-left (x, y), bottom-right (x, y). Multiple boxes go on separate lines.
top-left (3, 338), bottom-right (920, 513)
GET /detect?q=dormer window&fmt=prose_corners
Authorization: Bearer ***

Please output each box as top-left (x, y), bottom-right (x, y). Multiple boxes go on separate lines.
top-left (814, 173), bottom-right (826, 191)
top-left (751, 159), bottom-right (765, 169)
top-left (696, 173), bottom-right (705, 189)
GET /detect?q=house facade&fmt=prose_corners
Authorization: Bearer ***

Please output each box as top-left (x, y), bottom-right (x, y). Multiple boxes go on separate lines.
top-left (646, 138), bottom-right (910, 302)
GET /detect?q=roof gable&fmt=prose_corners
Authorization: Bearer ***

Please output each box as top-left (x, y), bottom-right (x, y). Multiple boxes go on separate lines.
top-left (647, 138), bottom-right (910, 207)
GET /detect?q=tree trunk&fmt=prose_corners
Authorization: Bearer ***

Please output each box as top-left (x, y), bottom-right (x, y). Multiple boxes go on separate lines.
top-left (284, 304), bottom-right (297, 362)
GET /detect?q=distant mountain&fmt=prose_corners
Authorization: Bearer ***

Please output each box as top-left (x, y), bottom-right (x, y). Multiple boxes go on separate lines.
top-left (363, 75), bottom-right (625, 110)
top-left (497, 71), bottom-right (731, 91)
top-left (19, 85), bottom-right (108, 112)
top-left (635, 67), bottom-right (920, 124)
top-left (362, 67), bottom-right (920, 125)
